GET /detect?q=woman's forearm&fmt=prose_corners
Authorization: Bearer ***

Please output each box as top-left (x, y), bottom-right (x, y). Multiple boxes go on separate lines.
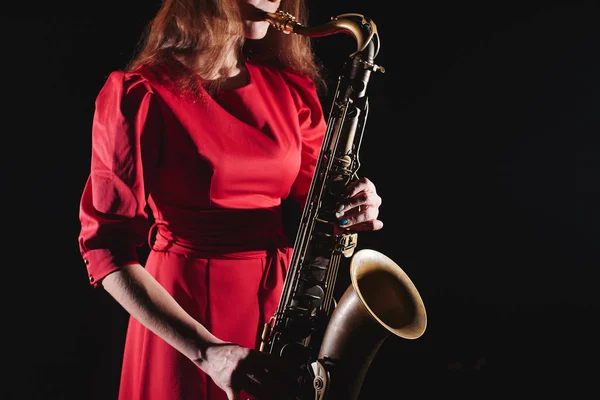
top-left (101, 264), bottom-right (222, 363)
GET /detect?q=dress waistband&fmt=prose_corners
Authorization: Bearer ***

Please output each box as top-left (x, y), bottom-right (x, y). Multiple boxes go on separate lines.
top-left (147, 207), bottom-right (293, 292)
top-left (148, 206), bottom-right (290, 259)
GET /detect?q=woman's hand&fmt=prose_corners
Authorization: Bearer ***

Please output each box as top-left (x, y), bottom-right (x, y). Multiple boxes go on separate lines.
top-left (199, 343), bottom-right (290, 400)
top-left (335, 177), bottom-right (383, 231)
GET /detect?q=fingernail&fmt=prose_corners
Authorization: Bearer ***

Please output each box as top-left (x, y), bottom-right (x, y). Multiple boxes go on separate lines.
top-left (340, 219), bottom-right (348, 226)
top-left (335, 211), bottom-right (344, 218)
top-left (336, 204), bottom-right (344, 212)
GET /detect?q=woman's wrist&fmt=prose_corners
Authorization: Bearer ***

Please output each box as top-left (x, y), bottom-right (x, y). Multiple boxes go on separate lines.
top-left (187, 328), bottom-right (226, 366)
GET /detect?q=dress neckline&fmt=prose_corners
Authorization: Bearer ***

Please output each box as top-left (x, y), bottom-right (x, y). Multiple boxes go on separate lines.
top-left (169, 57), bottom-right (255, 92)
top-left (217, 62), bottom-right (254, 93)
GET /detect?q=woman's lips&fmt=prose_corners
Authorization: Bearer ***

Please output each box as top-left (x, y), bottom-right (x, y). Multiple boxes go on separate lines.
top-left (241, 4), bottom-right (271, 21)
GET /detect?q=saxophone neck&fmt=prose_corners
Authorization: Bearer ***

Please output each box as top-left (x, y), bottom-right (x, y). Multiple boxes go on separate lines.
top-left (264, 10), bottom-right (382, 62)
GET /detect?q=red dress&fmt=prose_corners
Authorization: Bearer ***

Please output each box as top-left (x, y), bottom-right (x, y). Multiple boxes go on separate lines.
top-left (78, 59), bottom-right (326, 399)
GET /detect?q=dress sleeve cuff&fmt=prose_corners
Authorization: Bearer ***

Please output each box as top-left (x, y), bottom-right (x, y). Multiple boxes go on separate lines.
top-left (82, 248), bottom-right (139, 288)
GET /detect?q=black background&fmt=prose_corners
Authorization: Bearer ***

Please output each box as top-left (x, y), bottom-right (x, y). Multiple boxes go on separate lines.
top-left (2, 0), bottom-right (599, 398)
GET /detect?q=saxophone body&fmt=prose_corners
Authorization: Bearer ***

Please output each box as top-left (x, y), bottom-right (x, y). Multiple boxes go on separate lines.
top-left (260, 11), bottom-right (427, 400)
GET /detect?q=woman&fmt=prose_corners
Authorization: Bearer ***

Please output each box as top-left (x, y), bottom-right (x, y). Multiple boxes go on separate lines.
top-left (78, 0), bottom-right (384, 399)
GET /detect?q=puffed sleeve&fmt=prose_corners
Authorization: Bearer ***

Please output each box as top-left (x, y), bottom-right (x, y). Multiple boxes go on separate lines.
top-left (282, 70), bottom-right (327, 208)
top-left (78, 71), bottom-right (163, 288)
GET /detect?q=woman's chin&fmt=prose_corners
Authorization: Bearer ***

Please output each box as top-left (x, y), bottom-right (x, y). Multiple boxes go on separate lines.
top-left (243, 23), bottom-right (270, 40)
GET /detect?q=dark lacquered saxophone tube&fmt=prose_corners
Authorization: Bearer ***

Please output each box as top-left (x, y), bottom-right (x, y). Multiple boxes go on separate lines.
top-left (264, 10), bottom-right (374, 55)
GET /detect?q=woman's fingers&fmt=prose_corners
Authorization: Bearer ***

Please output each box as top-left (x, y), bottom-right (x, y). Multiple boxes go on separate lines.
top-left (225, 388), bottom-right (239, 400)
top-left (241, 371), bottom-right (289, 400)
top-left (236, 350), bottom-right (292, 400)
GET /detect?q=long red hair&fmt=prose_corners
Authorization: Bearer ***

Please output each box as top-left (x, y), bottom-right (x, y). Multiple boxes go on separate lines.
top-left (125, 0), bottom-right (325, 93)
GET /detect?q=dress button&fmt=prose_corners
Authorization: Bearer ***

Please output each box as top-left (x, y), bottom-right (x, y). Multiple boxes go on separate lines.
top-left (84, 259), bottom-right (89, 265)
top-left (89, 275), bottom-right (95, 283)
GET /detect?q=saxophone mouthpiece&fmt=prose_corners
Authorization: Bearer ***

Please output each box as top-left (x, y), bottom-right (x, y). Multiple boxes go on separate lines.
top-left (264, 10), bottom-right (302, 34)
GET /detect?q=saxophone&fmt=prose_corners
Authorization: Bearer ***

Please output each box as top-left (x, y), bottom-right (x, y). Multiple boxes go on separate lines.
top-left (259, 10), bottom-right (428, 400)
